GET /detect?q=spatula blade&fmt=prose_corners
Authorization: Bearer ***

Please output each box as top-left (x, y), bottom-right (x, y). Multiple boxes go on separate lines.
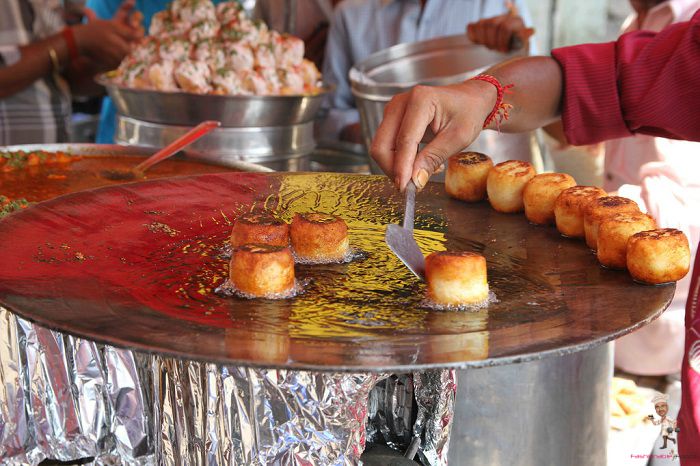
top-left (385, 223), bottom-right (426, 280)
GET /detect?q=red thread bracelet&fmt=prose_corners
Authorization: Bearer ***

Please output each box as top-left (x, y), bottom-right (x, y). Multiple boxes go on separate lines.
top-left (469, 74), bottom-right (514, 130)
top-left (61, 27), bottom-right (80, 62)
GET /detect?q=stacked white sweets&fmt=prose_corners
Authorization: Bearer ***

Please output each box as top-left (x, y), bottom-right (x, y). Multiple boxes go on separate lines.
top-left (113, 0), bottom-right (321, 96)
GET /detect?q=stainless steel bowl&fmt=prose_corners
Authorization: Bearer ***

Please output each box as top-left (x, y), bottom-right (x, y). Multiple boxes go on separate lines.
top-left (115, 116), bottom-right (313, 172)
top-left (350, 35), bottom-right (523, 98)
top-left (349, 35), bottom-right (525, 173)
top-left (309, 141), bottom-right (370, 173)
top-left (98, 75), bottom-right (330, 128)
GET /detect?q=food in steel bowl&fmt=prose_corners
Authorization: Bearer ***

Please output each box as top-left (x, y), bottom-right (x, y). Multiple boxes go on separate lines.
top-left (425, 251), bottom-right (489, 307)
top-left (112, 0), bottom-right (321, 96)
top-left (445, 152), bottom-right (493, 203)
top-left (0, 148), bottom-right (242, 218)
top-left (0, 196), bottom-right (30, 219)
top-left (486, 160), bottom-right (536, 214)
top-left (522, 172), bottom-right (577, 225)
top-left (626, 229), bottom-right (690, 285)
top-left (290, 213), bottom-right (350, 263)
top-left (1, 149), bottom-right (73, 172)
top-left (553, 186), bottom-right (607, 238)
top-left (229, 243), bottom-right (296, 298)
top-left (230, 212), bottom-right (289, 247)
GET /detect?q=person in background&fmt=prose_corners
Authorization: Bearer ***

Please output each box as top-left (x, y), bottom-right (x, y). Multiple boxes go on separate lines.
top-left (87, 0), bottom-right (229, 144)
top-left (253, 0), bottom-right (343, 70)
top-left (0, 0), bottom-right (142, 145)
top-left (369, 10), bottom-right (700, 463)
top-left (604, 0), bottom-right (700, 378)
top-left (541, 0), bottom-right (700, 378)
top-left (321, 0), bottom-right (534, 163)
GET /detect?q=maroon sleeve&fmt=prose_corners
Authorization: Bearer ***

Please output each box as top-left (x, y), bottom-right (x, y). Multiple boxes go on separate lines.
top-left (551, 10), bottom-right (700, 146)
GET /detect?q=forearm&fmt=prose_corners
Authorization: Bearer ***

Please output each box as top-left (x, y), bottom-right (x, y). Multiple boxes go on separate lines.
top-left (483, 56), bottom-right (564, 133)
top-left (0, 35), bottom-right (71, 98)
top-left (64, 57), bottom-right (105, 97)
top-left (370, 56), bottom-right (566, 191)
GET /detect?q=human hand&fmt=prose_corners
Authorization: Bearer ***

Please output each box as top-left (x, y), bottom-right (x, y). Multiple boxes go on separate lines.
top-left (370, 80), bottom-right (496, 191)
top-left (63, 0), bottom-right (88, 25)
top-left (71, 13), bottom-right (143, 71)
top-left (112, 0), bottom-right (145, 36)
top-left (467, 12), bottom-right (534, 53)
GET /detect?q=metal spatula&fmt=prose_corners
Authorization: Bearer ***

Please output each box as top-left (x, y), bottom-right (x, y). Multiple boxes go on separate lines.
top-left (385, 181), bottom-right (426, 280)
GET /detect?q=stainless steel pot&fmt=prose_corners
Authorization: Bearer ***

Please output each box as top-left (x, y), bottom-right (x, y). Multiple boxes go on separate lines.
top-left (115, 116), bottom-right (313, 172)
top-left (449, 343), bottom-right (612, 466)
top-left (309, 141), bottom-right (370, 173)
top-left (350, 35), bottom-right (526, 174)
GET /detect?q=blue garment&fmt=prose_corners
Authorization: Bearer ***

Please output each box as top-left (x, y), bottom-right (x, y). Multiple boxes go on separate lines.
top-left (89, 0), bottom-right (228, 143)
top-left (321, 0), bottom-right (534, 138)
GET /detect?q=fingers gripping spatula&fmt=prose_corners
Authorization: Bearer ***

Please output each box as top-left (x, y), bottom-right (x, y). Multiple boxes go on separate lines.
top-left (385, 181), bottom-right (426, 280)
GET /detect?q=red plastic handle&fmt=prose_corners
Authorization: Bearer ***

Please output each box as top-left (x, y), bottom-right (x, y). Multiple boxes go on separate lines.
top-left (134, 120), bottom-right (221, 173)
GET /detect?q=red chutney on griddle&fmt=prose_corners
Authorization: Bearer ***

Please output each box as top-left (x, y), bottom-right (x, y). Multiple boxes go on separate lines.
top-left (0, 150), bottom-right (237, 204)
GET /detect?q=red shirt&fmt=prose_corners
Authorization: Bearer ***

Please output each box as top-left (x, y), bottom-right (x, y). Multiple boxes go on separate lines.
top-left (553, 11), bottom-right (700, 465)
top-left (552, 9), bottom-right (700, 146)
top-left (681, 252), bottom-right (700, 464)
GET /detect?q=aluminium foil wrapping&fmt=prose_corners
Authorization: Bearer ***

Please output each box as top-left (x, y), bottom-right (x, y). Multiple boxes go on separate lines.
top-left (366, 370), bottom-right (456, 466)
top-left (151, 356), bottom-right (382, 465)
top-left (0, 308), bottom-right (153, 465)
top-left (1, 307), bottom-right (455, 465)
top-left (365, 374), bottom-right (414, 450)
top-left (0, 309), bottom-right (41, 465)
top-left (413, 369), bottom-right (456, 466)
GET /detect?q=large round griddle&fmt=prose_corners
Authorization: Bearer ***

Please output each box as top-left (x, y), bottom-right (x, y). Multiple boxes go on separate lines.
top-left (0, 173), bottom-right (674, 372)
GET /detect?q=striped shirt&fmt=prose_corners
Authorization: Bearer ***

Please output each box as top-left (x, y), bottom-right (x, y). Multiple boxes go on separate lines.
top-left (602, 0), bottom-right (700, 192)
top-left (322, 0), bottom-right (534, 137)
top-left (0, 0), bottom-right (71, 145)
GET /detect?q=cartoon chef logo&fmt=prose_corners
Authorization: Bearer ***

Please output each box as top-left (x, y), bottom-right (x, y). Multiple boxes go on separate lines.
top-left (648, 393), bottom-right (680, 452)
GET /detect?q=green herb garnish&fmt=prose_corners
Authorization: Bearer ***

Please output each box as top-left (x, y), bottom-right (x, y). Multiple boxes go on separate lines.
top-left (0, 196), bottom-right (31, 218)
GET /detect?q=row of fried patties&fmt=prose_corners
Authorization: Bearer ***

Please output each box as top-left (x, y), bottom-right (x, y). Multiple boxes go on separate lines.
top-left (227, 154), bottom-right (690, 305)
top-left (228, 212), bottom-right (349, 297)
top-left (444, 152), bottom-right (691, 286)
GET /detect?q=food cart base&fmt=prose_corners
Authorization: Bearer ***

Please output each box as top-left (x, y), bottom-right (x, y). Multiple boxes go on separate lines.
top-left (449, 343), bottom-right (611, 466)
top-left (0, 309), bottom-right (611, 466)
top-left (0, 310), bottom-right (457, 465)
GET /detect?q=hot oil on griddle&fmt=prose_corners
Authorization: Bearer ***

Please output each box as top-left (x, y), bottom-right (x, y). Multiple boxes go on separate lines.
top-left (142, 174), bottom-right (559, 344)
top-left (0, 171), bottom-right (674, 366)
top-left (148, 175), bottom-right (450, 338)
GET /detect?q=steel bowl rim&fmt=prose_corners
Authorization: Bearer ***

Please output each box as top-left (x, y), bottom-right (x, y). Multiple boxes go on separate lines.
top-left (349, 34), bottom-right (520, 95)
top-left (97, 73), bottom-right (333, 102)
top-left (116, 115), bottom-right (317, 132)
